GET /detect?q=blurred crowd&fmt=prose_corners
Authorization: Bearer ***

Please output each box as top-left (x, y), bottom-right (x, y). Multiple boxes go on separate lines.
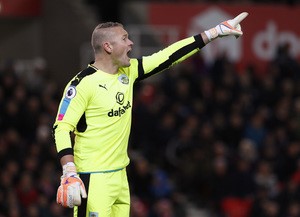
top-left (0, 58), bottom-right (68, 217)
top-left (1, 42), bottom-right (300, 217)
top-left (128, 42), bottom-right (300, 217)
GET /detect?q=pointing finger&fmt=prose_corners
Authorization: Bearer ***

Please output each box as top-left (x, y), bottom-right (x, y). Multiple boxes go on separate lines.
top-left (232, 12), bottom-right (249, 26)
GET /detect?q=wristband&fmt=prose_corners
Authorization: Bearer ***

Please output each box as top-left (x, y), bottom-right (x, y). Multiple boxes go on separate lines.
top-left (63, 162), bottom-right (77, 177)
top-left (204, 28), bottom-right (218, 41)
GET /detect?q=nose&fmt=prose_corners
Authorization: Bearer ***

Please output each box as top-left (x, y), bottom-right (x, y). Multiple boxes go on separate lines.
top-left (129, 39), bottom-right (134, 46)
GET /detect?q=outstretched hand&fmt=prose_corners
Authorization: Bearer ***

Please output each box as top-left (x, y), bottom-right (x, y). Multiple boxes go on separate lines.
top-left (205, 12), bottom-right (249, 41)
top-left (222, 12), bottom-right (249, 38)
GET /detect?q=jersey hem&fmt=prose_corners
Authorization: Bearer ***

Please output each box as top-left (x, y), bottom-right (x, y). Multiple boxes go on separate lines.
top-left (77, 168), bottom-right (124, 174)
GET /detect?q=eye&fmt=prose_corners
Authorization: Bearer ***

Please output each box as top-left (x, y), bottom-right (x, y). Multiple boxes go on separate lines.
top-left (122, 34), bottom-right (129, 41)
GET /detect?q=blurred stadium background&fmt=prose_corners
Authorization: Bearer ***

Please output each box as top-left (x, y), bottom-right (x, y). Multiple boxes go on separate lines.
top-left (1, 0), bottom-right (300, 216)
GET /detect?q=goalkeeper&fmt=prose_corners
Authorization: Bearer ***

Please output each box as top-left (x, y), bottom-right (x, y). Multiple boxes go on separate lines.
top-left (53, 12), bottom-right (248, 217)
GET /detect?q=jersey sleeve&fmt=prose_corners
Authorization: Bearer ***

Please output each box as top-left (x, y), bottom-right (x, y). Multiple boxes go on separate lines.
top-left (136, 34), bottom-right (205, 81)
top-left (53, 78), bottom-right (92, 157)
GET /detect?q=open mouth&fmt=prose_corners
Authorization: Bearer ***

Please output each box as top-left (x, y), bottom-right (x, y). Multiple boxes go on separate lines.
top-left (127, 49), bottom-right (132, 56)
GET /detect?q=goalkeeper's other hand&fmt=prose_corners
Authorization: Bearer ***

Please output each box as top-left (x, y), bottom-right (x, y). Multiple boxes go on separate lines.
top-left (56, 162), bottom-right (87, 208)
top-left (205, 12), bottom-right (249, 41)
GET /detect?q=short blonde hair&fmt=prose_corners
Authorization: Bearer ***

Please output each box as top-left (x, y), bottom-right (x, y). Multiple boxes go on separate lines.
top-left (91, 22), bottom-right (123, 54)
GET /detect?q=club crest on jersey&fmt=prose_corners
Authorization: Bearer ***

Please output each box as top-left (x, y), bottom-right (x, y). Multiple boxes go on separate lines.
top-left (89, 212), bottom-right (98, 217)
top-left (65, 86), bottom-right (76, 99)
top-left (118, 74), bottom-right (129, 84)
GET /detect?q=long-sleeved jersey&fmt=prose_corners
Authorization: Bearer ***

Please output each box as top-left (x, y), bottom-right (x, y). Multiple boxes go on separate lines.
top-left (53, 35), bottom-right (205, 173)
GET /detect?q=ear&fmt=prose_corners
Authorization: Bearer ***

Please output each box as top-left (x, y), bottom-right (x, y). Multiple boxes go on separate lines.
top-left (103, 42), bottom-right (112, 54)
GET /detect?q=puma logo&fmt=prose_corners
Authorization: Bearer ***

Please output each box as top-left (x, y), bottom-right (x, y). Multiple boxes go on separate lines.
top-left (99, 84), bottom-right (107, 90)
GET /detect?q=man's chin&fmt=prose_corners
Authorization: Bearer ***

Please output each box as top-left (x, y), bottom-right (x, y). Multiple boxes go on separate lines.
top-left (124, 61), bottom-right (131, 67)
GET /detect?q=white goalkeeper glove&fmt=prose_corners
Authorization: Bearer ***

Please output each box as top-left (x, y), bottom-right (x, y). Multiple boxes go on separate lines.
top-left (204, 12), bottom-right (249, 41)
top-left (56, 162), bottom-right (87, 208)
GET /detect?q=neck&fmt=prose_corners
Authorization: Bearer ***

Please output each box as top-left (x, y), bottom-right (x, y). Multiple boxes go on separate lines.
top-left (92, 58), bottom-right (118, 75)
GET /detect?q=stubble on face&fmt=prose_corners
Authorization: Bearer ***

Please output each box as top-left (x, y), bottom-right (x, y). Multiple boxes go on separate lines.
top-left (109, 27), bottom-right (132, 68)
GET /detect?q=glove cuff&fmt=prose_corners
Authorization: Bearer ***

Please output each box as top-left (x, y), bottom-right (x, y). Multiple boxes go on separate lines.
top-left (204, 27), bottom-right (219, 42)
top-left (62, 162), bottom-right (77, 177)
